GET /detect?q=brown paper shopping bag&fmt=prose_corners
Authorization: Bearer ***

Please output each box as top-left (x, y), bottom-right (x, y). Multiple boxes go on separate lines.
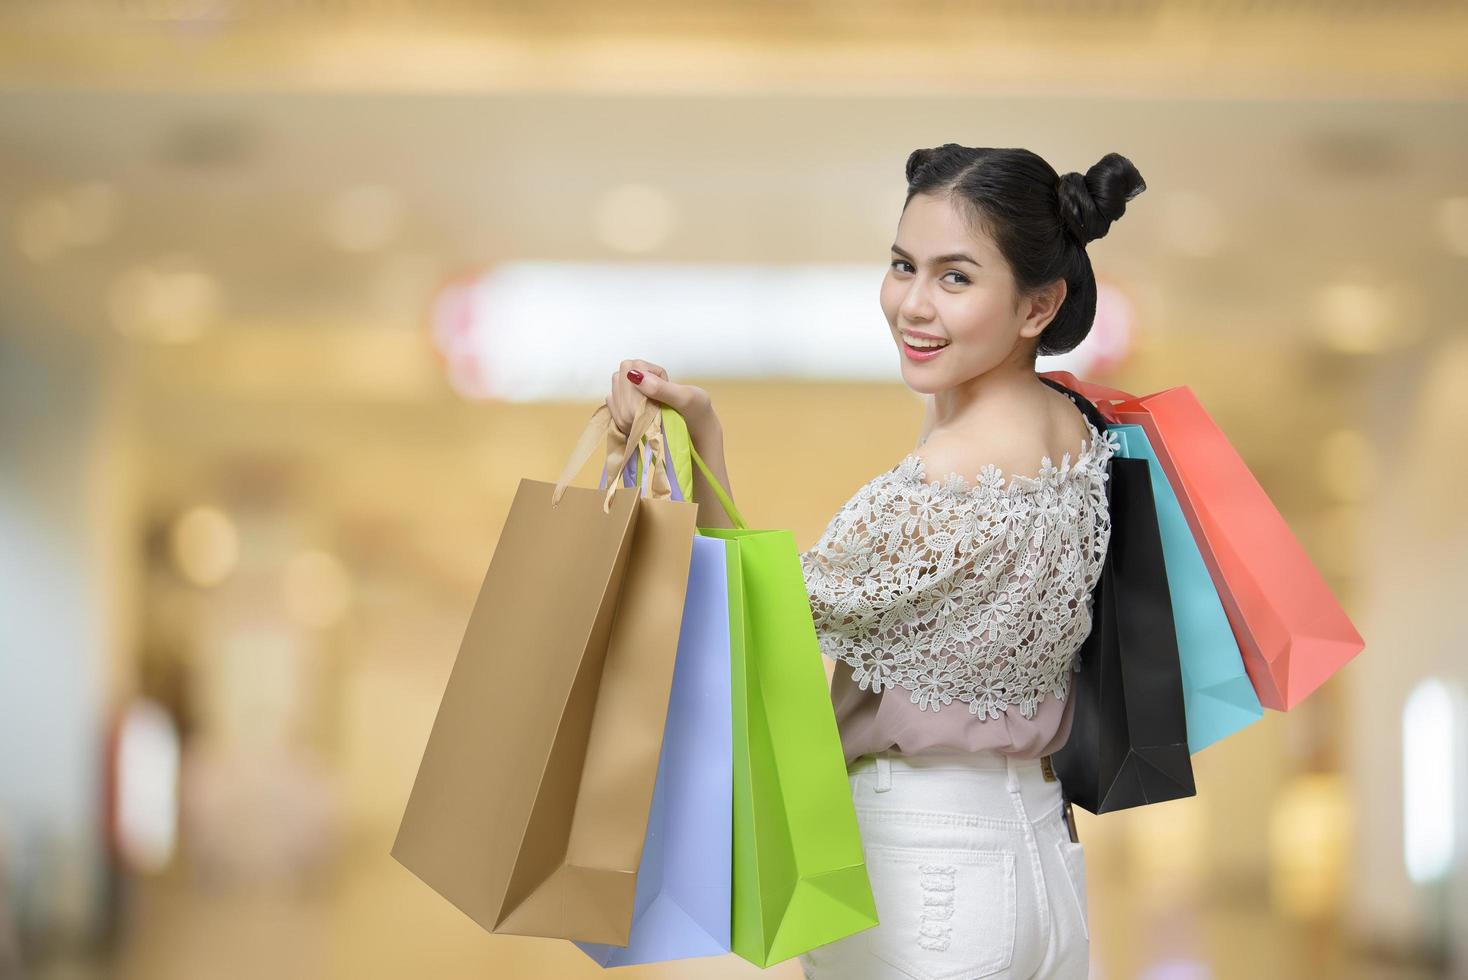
top-left (392, 399), bottom-right (699, 945)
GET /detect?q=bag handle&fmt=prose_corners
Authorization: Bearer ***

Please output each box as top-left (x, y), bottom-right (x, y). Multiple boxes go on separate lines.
top-left (553, 392), bottom-right (748, 529)
top-left (617, 397), bottom-right (674, 505)
top-left (552, 398), bottom-right (674, 512)
top-left (1037, 369), bottom-right (1139, 416)
top-left (628, 397), bottom-right (749, 530)
top-left (688, 439), bottom-right (748, 531)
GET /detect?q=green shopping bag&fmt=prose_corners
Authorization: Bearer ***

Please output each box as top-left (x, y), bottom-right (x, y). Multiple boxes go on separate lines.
top-left (664, 414), bottom-right (877, 968)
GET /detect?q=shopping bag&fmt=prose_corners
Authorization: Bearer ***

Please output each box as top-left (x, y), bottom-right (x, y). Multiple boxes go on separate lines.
top-left (686, 439), bottom-right (879, 968)
top-left (577, 421), bottom-right (733, 966)
top-left (1103, 422), bottom-right (1263, 753)
top-left (391, 398), bottom-right (698, 945)
top-left (1040, 370), bottom-right (1365, 710)
top-left (1040, 380), bottom-right (1197, 813)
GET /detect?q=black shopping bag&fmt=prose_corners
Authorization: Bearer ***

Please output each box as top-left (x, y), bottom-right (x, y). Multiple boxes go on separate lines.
top-left (1042, 378), bottom-right (1197, 815)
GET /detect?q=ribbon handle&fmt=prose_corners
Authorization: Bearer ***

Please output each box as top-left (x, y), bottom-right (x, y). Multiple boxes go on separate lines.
top-left (552, 399), bottom-right (674, 512)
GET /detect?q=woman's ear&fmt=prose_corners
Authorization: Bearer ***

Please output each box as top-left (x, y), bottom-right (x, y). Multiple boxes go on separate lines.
top-left (1021, 278), bottom-right (1067, 339)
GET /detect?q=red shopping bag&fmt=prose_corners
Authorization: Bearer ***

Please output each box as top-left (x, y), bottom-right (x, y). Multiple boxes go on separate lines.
top-left (1040, 370), bottom-right (1365, 710)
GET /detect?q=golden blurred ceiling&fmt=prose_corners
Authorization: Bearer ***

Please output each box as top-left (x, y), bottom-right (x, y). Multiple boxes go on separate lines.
top-left (0, 1), bottom-right (1458, 606)
top-left (0, 1), bottom-right (1465, 96)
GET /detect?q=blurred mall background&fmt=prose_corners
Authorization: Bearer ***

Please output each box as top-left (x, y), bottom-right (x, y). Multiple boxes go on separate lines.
top-left (1, 2), bottom-right (1466, 978)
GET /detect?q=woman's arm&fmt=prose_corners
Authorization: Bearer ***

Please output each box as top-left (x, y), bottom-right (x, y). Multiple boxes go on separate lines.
top-left (688, 419), bottom-right (738, 529)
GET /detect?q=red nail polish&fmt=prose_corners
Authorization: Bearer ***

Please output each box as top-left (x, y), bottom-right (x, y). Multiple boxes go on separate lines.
top-left (626, 369), bottom-right (644, 384)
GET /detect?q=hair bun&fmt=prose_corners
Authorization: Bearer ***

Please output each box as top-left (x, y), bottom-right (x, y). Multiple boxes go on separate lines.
top-left (1057, 152), bottom-right (1147, 246)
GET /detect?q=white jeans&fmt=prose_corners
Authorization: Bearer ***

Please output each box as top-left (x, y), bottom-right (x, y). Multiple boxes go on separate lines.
top-left (799, 748), bottom-right (1091, 979)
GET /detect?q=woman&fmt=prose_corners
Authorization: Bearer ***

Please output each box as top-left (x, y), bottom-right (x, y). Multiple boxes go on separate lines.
top-left (605, 144), bottom-right (1145, 979)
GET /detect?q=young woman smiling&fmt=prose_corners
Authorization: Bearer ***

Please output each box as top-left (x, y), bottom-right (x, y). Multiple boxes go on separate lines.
top-left (607, 144), bottom-right (1146, 979)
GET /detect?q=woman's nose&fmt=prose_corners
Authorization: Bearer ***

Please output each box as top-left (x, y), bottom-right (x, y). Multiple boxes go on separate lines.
top-left (899, 281), bottom-right (936, 322)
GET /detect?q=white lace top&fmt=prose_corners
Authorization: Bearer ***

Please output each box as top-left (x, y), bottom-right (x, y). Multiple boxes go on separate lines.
top-left (799, 415), bottom-right (1120, 723)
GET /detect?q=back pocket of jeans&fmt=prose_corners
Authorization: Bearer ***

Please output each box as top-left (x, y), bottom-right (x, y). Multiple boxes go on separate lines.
top-left (863, 843), bottom-right (1017, 980)
top-left (1054, 837), bottom-right (1090, 941)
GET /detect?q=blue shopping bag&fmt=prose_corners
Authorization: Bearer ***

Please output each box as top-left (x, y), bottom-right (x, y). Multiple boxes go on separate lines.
top-left (1109, 423), bottom-right (1263, 752)
top-left (576, 418), bottom-right (733, 966)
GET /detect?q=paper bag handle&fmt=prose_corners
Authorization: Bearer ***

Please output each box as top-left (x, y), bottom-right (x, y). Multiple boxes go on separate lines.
top-left (551, 398), bottom-right (674, 513)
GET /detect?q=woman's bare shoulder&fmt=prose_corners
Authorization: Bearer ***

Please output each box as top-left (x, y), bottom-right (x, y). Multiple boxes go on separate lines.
top-left (914, 388), bottom-right (1094, 485)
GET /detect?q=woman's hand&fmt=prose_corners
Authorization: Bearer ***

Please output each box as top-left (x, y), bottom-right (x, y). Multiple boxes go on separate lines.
top-left (607, 359), bottom-right (720, 446)
top-left (608, 358), bottom-right (736, 528)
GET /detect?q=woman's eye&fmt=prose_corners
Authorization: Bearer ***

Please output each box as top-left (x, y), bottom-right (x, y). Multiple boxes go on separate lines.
top-left (889, 260), bottom-right (967, 285)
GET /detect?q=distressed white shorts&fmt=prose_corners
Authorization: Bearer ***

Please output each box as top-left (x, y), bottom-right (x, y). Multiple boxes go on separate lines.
top-left (798, 748), bottom-right (1091, 980)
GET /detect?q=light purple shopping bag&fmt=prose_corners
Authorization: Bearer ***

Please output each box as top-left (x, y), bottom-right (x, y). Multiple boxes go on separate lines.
top-left (576, 422), bottom-right (733, 966)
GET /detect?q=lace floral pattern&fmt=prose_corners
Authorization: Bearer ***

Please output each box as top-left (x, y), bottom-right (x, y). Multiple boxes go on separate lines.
top-left (799, 417), bottom-right (1120, 718)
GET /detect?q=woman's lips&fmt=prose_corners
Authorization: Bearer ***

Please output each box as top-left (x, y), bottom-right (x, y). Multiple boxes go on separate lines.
top-left (902, 339), bottom-right (949, 361)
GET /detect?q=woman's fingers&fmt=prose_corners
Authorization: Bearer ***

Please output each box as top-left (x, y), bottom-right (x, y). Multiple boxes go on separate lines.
top-left (606, 358), bottom-right (714, 438)
top-left (621, 358), bottom-right (668, 382)
top-left (608, 359), bottom-right (670, 436)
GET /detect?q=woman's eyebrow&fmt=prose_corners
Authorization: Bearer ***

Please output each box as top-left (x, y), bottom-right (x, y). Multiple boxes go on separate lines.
top-left (890, 244), bottom-right (981, 267)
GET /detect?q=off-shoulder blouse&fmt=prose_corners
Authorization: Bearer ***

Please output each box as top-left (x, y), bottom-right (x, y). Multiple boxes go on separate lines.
top-left (799, 413), bottom-right (1119, 767)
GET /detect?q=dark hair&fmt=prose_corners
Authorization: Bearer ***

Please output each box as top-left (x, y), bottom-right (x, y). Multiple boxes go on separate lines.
top-left (902, 145), bottom-right (1146, 360)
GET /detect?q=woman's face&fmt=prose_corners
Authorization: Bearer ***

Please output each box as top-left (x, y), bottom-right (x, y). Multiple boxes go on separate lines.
top-left (879, 192), bottom-right (1055, 395)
